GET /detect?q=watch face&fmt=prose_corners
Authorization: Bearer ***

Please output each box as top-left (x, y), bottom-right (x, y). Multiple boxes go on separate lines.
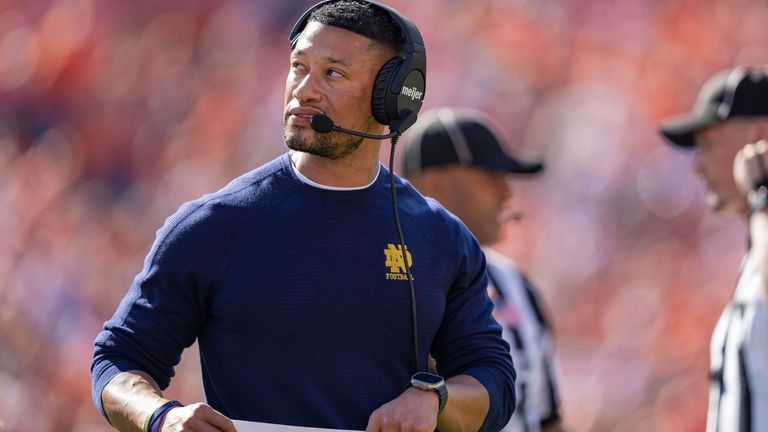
top-left (412, 372), bottom-right (443, 385)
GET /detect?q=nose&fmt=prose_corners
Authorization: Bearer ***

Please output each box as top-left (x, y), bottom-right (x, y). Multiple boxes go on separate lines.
top-left (292, 70), bottom-right (322, 103)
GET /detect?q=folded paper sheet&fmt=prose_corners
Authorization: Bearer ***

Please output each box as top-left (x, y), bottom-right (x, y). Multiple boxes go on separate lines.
top-left (232, 420), bottom-right (362, 432)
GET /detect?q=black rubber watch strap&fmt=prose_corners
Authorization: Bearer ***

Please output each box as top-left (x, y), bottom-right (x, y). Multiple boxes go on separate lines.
top-left (747, 180), bottom-right (768, 214)
top-left (435, 382), bottom-right (448, 413)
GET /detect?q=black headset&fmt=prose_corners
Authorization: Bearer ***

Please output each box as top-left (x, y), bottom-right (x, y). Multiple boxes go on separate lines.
top-left (289, 0), bottom-right (427, 134)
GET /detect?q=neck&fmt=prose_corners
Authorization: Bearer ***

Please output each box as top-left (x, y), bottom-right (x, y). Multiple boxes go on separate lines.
top-left (290, 141), bottom-right (383, 188)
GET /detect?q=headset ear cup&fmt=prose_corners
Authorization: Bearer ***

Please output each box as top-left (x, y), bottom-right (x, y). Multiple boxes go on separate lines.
top-left (372, 58), bottom-right (403, 125)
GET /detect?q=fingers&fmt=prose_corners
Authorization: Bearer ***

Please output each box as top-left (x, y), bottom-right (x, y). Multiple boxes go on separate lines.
top-left (365, 389), bottom-right (438, 432)
top-left (756, 139), bottom-right (768, 153)
top-left (735, 140), bottom-right (768, 195)
top-left (756, 140), bottom-right (768, 178)
top-left (200, 404), bottom-right (238, 432)
top-left (747, 140), bottom-right (768, 179)
top-left (365, 411), bottom-right (380, 432)
top-left (161, 403), bottom-right (237, 432)
top-left (368, 410), bottom-right (433, 432)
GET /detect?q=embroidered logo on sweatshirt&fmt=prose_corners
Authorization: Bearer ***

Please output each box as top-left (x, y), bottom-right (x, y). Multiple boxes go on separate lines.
top-left (384, 243), bottom-right (414, 280)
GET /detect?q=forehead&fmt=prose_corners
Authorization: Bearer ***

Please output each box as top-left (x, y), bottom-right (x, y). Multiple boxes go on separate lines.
top-left (440, 164), bottom-right (502, 179)
top-left (292, 21), bottom-right (390, 64)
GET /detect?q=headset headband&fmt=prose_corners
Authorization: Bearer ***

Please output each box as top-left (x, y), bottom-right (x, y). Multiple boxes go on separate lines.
top-left (289, 0), bottom-right (425, 57)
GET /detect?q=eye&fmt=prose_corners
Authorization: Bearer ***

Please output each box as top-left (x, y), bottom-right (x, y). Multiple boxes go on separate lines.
top-left (291, 61), bottom-right (307, 71)
top-left (327, 68), bottom-right (344, 78)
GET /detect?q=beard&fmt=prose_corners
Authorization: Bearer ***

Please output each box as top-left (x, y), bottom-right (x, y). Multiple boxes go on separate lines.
top-left (282, 116), bottom-right (374, 160)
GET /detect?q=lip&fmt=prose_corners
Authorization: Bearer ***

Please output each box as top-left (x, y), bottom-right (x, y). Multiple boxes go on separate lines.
top-left (287, 106), bottom-right (324, 127)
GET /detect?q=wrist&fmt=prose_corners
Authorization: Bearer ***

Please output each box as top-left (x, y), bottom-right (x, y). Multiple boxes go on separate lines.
top-left (410, 372), bottom-right (448, 413)
top-left (407, 384), bottom-right (440, 407)
top-left (144, 400), bottom-right (183, 432)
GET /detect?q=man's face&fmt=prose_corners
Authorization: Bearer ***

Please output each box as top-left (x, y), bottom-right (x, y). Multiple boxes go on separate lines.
top-left (283, 22), bottom-right (393, 159)
top-left (692, 121), bottom-right (749, 214)
top-left (439, 166), bottom-right (512, 245)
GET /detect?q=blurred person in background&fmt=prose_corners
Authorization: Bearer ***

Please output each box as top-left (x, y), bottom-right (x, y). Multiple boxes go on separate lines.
top-left (400, 107), bottom-right (566, 432)
top-left (659, 67), bottom-right (768, 432)
top-left (90, 1), bottom-right (516, 432)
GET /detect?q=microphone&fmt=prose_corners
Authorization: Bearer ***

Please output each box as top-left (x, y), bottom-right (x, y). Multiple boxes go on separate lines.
top-left (311, 114), bottom-right (398, 139)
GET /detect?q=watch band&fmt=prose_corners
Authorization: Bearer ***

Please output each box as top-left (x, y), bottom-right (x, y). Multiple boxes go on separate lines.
top-left (746, 181), bottom-right (768, 214)
top-left (434, 381), bottom-right (448, 413)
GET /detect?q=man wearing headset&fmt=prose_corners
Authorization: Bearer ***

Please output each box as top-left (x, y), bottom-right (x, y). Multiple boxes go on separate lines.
top-left (659, 67), bottom-right (768, 432)
top-left (400, 108), bottom-right (566, 432)
top-left (90, 1), bottom-right (515, 431)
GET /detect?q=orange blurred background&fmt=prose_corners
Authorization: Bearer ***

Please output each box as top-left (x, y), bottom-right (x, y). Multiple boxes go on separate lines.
top-left (1, 0), bottom-right (766, 430)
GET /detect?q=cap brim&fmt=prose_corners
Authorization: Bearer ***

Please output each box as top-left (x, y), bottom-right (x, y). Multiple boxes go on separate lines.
top-left (480, 157), bottom-right (544, 175)
top-left (659, 112), bottom-right (720, 148)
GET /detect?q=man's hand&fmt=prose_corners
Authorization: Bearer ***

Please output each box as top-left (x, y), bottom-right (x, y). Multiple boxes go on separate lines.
top-left (158, 402), bottom-right (237, 432)
top-left (737, 138), bottom-right (768, 307)
top-left (734, 139), bottom-right (768, 197)
top-left (101, 371), bottom-right (237, 432)
top-left (366, 386), bottom-right (439, 432)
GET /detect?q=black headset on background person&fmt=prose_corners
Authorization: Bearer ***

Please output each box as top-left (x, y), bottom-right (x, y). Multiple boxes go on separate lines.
top-left (289, 0), bottom-right (426, 135)
top-left (288, 0), bottom-right (428, 375)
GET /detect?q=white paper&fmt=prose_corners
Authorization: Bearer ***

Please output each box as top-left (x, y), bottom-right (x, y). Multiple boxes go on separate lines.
top-left (232, 420), bottom-right (362, 432)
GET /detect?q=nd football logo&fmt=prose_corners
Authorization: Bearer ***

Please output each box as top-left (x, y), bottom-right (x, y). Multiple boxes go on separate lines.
top-left (384, 243), bottom-right (414, 280)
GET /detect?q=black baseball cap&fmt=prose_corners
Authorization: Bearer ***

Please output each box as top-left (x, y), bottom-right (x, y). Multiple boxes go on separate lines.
top-left (400, 107), bottom-right (543, 176)
top-left (659, 67), bottom-right (768, 148)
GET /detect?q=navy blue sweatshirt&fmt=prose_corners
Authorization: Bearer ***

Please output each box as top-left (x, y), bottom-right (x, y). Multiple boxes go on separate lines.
top-left (91, 153), bottom-right (516, 431)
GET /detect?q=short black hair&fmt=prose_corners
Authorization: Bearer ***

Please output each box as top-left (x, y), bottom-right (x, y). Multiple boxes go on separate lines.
top-left (307, 0), bottom-right (404, 53)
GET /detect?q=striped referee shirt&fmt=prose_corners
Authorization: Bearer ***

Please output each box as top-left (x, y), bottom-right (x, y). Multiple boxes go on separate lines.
top-left (707, 251), bottom-right (768, 432)
top-left (484, 248), bottom-right (562, 432)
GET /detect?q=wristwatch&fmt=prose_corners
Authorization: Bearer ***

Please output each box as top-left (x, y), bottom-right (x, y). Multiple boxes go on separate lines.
top-left (746, 182), bottom-right (768, 214)
top-left (410, 372), bottom-right (448, 413)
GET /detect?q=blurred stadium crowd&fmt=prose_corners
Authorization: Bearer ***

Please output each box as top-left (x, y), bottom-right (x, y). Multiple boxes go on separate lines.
top-left (1, 0), bottom-right (767, 430)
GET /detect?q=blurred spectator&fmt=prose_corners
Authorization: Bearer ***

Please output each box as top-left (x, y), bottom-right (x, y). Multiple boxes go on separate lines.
top-left (1, 0), bottom-right (767, 430)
